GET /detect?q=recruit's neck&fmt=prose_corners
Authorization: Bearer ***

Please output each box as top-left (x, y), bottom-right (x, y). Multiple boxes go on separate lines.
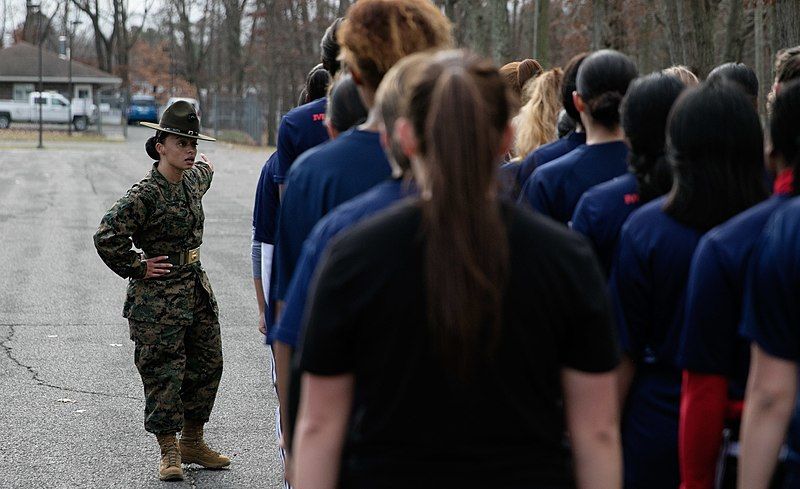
top-left (359, 108), bottom-right (382, 133)
top-left (584, 123), bottom-right (624, 146)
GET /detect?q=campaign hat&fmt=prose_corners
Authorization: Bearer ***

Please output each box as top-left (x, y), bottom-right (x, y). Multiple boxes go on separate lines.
top-left (140, 100), bottom-right (216, 141)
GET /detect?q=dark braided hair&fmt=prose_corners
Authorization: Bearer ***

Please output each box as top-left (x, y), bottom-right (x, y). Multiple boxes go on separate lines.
top-left (621, 73), bottom-right (685, 203)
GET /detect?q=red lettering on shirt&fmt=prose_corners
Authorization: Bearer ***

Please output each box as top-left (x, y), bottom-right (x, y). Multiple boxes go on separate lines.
top-left (312, 113), bottom-right (326, 122)
top-left (773, 168), bottom-right (794, 195)
top-left (624, 193), bottom-right (640, 205)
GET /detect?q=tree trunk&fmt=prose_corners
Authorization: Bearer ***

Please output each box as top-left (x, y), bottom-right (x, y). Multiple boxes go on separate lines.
top-left (532, 0), bottom-right (549, 66)
top-left (723, 0), bottom-right (743, 62)
top-left (774, 0), bottom-right (800, 49)
top-left (591, 0), bottom-right (606, 50)
top-left (0, 0), bottom-right (6, 48)
top-left (223, 0), bottom-right (245, 95)
top-left (638, 8), bottom-right (654, 72)
top-left (689, 0), bottom-right (713, 76)
top-left (661, 1), bottom-right (678, 64)
top-left (463, 0), bottom-right (489, 56)
top-left (754, 0), bottom-right (765, 117)
top-left (490, 0), bottom-right (510, 62)
top-left (607, 0), bottom-right (625, 50)
top-left (72, 0), bottom-right (112, 73)
top-left (676, 0), bottom-right (690, 65)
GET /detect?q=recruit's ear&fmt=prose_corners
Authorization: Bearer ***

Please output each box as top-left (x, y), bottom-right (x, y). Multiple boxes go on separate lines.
top-left (573, 91), bottom-right (586, 114)
top-left (394, 117), bottom-right (418, 159)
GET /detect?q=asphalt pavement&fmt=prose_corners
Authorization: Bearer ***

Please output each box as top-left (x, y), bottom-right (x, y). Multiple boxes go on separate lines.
top-left (0, 127), bottom-right (283, 488)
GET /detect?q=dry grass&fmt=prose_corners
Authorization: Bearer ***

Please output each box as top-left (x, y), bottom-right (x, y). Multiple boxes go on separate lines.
top-left (0, 129), bottom-right (122, 143)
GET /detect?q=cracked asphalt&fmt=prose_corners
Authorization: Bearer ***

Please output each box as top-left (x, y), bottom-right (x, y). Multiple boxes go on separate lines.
top-left (0, 127), bottom-right (283, 488)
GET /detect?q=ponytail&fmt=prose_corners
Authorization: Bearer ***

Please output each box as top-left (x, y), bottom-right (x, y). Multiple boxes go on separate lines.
top-left (411, 52), bottom-right (510, 377)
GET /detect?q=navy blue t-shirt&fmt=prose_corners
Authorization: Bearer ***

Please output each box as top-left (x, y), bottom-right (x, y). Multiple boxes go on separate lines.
top-left (498, 161), bottom-right (522, 201)
top-left (272, 128), bottom-right (391, 315)
top-left (274, 97), bottom-right (329, 184)
top-left (741, 197), bottom-right (800, 454)
top-left (610, 197), bottom-right (703, 489)
top-left (571, 172), bottom-right (639, 276)
top-left (252, 153), bottom-right (281, 244)
top-left (276, 178), bottom-right (413, 449)
top-left (679, 195), bottom-right (789, 401)
top-left (274, 178), bottom-right (412, 348)
top-left (517, 131), bottom-right (586, 188)
top-left (519, 140), bottom-right (629, 225)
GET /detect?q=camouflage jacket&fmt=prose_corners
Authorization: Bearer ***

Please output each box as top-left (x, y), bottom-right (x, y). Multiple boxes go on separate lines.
top-left (94, 161), bottom-right (218, 325)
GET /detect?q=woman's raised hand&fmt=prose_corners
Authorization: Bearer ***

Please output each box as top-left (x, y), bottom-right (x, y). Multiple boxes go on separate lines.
top-left (199, 153), bottom-right (214, 172)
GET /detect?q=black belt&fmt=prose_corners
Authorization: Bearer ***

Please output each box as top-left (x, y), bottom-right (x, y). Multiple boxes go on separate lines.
top-left (144, 246), bottom-right (200, 266)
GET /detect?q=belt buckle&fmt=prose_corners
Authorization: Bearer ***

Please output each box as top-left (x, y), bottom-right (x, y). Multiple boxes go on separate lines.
top-left (187, 248), bottom-right (199, 264)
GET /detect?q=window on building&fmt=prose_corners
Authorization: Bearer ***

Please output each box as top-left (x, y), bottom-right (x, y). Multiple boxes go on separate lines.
top-left (13, 84), bottom-right (35, 101)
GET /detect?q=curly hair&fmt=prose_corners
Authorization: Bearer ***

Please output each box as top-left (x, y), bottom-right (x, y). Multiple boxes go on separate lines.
top-left (512, 68), bottom-right (563, 158)
top-left (338, 0), bottom-right (453, 91)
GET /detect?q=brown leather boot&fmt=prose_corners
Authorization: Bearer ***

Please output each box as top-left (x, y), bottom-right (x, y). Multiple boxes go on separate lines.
top-left (156, 433), bottom-right (184, 481)
top-left (178, 420), bottom-right (231, 469)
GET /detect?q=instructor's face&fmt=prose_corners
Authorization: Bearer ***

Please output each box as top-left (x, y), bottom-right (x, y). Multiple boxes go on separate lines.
top-left (158, 135), bottom-right (198, 171)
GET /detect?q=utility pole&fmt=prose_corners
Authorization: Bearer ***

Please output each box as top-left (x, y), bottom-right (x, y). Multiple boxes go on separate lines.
top-left (169, 21), bottom-right (176, 95)
top-left (28, 0), bottom-right (44, 149)
top-left (67, 19), bottom-right (82, 136)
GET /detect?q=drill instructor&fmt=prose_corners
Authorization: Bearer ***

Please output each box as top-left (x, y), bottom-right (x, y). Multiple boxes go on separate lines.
top-left (94, 101), bottom-right (229, 481)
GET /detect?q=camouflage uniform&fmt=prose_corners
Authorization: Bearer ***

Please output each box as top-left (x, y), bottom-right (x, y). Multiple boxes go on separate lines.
top-left (94, 160), bottom-right (223, 435)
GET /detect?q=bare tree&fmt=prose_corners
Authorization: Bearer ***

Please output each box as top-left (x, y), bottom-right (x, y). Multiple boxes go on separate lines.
top-left (773, 0), bottom-right (800, 50)
top-left (1, 0), bottom-right (8, 48)
top-left (722, 0), bottom-right (743, 62)
top-left (531, 0), bottom-right (549, 65)
top-left (591, 0), bottom-right (606, 50)
top-left (71, 0), bottom-right (151, 86)
top-left (490, 0), bottom-right (510, 62)
top-left (221, 0), bottom-right (249, 95)
top-left (169, 0), bottom-right (213, 94)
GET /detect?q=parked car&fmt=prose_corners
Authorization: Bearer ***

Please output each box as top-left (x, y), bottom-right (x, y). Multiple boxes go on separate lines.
top-left (0, 91), bottom-right (97, 131)
top-left (127, 95), bottom-right (159, 125)
top-left (165, 97), bottom-right (201, 119)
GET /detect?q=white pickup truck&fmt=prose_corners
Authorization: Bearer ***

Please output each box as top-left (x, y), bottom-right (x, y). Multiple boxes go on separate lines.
top-left (0, 91), bottom-right (98, 131)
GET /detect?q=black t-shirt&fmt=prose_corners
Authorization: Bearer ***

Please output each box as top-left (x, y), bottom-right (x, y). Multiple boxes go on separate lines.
top-left (299, 200), bottom-right (619, 489)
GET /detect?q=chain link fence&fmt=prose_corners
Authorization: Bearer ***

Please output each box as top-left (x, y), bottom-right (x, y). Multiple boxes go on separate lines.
top-left (205, 93), bottom-right (267, 146)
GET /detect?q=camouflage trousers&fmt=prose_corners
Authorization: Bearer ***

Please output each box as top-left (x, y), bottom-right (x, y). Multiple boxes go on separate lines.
top-left (128, 283), bottom-right (223, 435)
